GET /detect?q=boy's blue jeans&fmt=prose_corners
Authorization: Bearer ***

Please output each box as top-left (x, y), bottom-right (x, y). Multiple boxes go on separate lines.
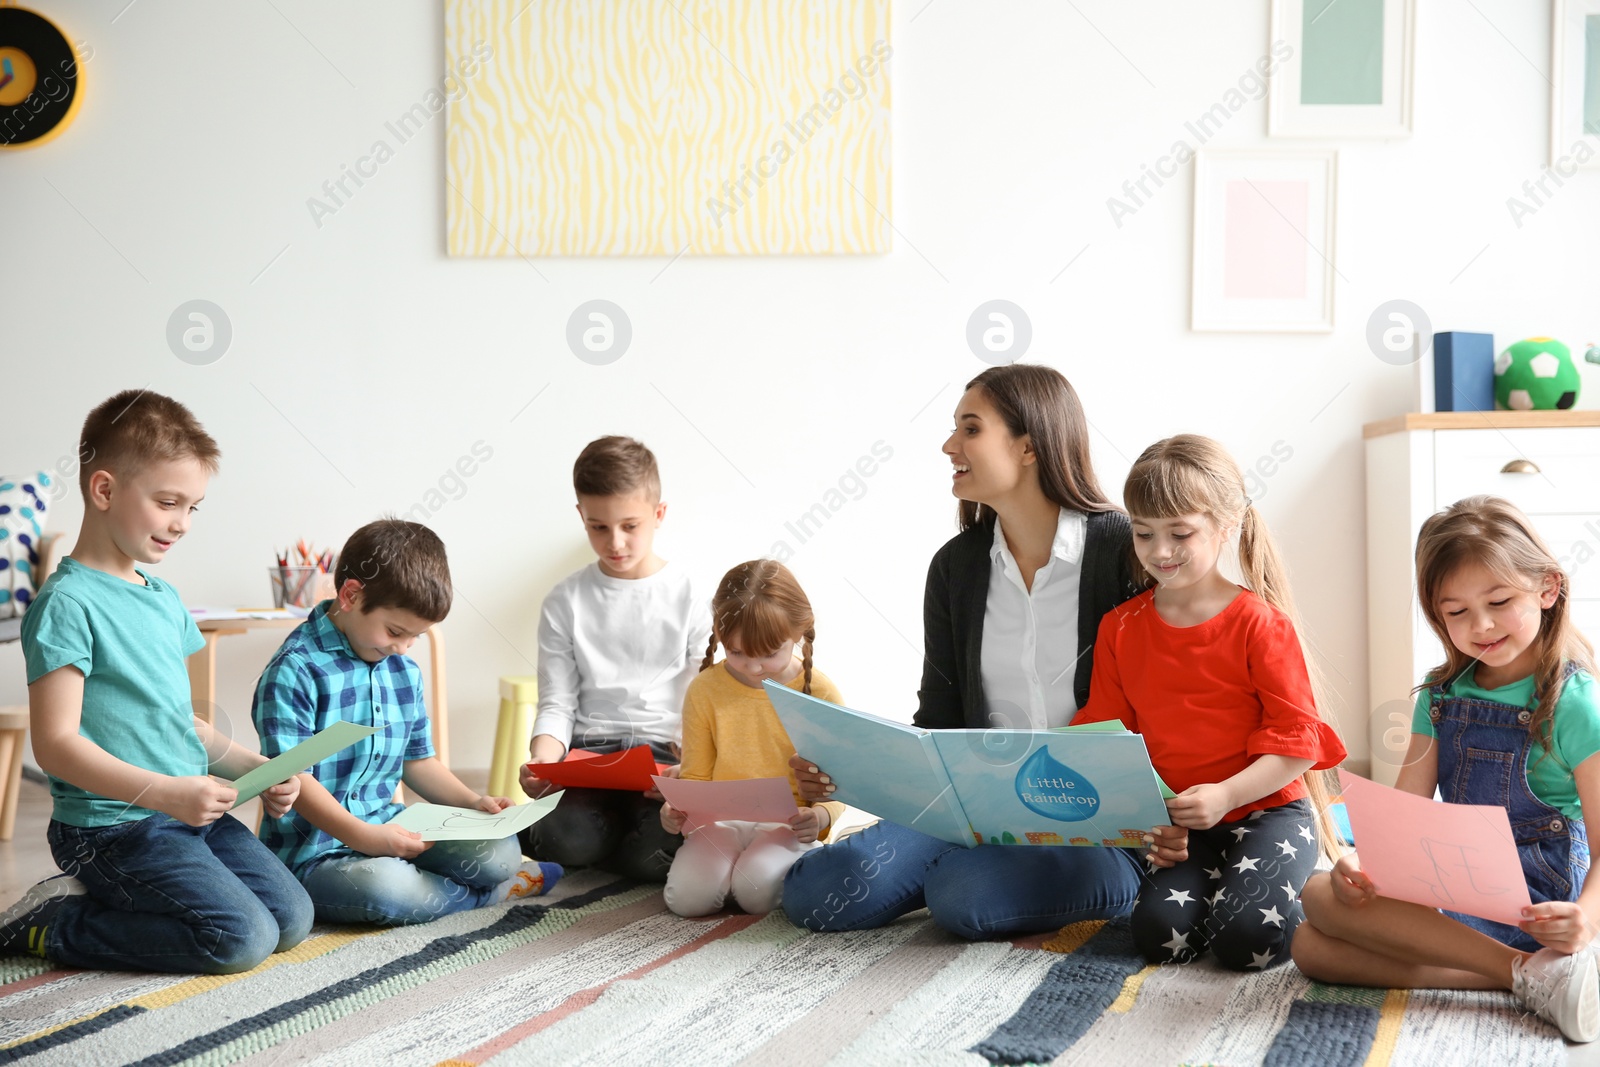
top-left (299, 836), bottom-right (524, 925)
top-left (47, 813), bottom-right (313, 975)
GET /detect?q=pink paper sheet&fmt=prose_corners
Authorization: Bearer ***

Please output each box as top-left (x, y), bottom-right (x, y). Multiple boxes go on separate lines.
top-left (652, 776), bottom-right (798, 829)
top-left (1339, 769), bottom-right (1532, 926)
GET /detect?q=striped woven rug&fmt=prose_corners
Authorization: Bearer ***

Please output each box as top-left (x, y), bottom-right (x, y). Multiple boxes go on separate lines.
top-left (0, 870), bottom-right (1574, 1066)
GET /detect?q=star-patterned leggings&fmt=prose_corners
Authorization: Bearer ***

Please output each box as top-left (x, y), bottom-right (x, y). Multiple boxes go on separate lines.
top-left (1130, 798), bottom-right (1318, 971)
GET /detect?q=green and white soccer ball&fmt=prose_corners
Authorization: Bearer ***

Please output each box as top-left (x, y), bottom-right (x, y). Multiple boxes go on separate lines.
top-left (1494, 337), bottom-right (1581, 411)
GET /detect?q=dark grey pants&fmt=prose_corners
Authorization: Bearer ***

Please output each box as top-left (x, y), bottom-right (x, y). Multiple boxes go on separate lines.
top-left (1129, 798), bottom-right (1318, 971)
top-left (520, 786), bottom-right (680, 883)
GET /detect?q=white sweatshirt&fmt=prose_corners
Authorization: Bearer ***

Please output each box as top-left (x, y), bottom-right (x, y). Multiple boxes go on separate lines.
top-left (531, 561), bottom-right (711, 752)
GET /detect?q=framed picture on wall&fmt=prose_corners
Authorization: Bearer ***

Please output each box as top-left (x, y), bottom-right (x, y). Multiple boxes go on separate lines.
top-left (1268, 0), bottom-right (1414, 138)
top-left (1191, 151), bottom-right (1337, 333)
top-left (1551, 0), bottom-right (1600, 169)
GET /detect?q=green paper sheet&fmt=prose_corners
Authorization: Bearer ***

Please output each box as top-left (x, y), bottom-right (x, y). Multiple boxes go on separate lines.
top-left (229, 721), bottom-right (379, 807)
top-left (388, 796), bottom-right (561, 841)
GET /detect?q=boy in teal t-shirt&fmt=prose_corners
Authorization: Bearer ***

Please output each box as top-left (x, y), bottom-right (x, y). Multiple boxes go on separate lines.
top-left (0, 391), bottom-right (312, 974)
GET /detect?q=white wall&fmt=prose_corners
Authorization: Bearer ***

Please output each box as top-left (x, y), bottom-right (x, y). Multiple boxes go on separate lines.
top-left (3, 0), bottom-right (1598, 775)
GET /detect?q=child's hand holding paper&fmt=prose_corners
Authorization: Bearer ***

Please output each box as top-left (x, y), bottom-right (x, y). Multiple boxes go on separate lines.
top-left (644, 762), bottom-right (680, 803)
top-left (788, 803), bottom-right (829, 844)
top-left (259, 775), bottom-right (302, 820)
top-left (358, 822), bottom-right (432, 859)
top-left (1328, 854), bottom-right (1377, 908)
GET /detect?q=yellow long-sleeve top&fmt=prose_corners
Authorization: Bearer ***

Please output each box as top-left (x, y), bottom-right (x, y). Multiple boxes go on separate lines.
top-left (678, 662), bottom-right (848, 838)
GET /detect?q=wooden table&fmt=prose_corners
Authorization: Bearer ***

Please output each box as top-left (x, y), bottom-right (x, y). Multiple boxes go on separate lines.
top-left (187, 615), bottom-right (302, 724)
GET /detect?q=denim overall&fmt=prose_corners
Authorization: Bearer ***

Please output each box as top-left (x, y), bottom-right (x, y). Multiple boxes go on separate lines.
top-left (1432, 668), bottom-right (1589, 951)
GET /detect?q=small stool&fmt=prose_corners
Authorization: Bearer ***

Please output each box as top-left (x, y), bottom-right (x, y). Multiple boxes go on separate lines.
top-left (0, 708), bottom-right (28, 841)
top-left (489, 676), bottom-right (538, 803)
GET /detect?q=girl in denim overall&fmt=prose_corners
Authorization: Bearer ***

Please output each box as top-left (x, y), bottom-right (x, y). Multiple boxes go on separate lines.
top-left (1293, 496), bottom-right (1600, 1042)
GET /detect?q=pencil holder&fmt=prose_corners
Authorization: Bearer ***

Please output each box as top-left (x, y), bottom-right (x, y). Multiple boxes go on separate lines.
top-left (270, 566), bottom-right (336, 610)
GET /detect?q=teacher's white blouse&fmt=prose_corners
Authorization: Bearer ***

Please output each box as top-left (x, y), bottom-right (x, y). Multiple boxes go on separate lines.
top-left (979, 507), bottom-right (1087, 731)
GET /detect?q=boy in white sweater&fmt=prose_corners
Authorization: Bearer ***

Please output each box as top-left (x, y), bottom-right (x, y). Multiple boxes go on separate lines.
top-left (518, 436), bottom-right (710, 881)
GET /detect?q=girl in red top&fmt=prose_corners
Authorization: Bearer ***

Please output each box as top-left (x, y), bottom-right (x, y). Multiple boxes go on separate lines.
top-left (1076, 434), bottom-right (1345, 970)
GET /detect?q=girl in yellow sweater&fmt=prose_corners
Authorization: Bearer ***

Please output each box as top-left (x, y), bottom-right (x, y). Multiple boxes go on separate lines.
top-left (660, 560), bottom-right (847, 917)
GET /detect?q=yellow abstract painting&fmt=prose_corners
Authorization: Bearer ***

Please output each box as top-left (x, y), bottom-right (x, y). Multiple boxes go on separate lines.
top-left (445, 0), bottom-right (891, 256)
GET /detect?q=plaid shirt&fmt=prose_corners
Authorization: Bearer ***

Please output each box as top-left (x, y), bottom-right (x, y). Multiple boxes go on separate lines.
top-left (252, 601), bottom-right (434, 876)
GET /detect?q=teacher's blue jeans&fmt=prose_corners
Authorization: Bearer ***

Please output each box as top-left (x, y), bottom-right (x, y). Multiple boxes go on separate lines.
top-left (300, 836), bottom-right (524, 926)
top-left (47, 813), bottom-right (313, 974)
top-left (782, 820), bottom-right (1143, 940)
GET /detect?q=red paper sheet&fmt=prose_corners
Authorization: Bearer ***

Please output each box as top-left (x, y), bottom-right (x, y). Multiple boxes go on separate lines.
top-left (527, 746), bottom-right (665, 792)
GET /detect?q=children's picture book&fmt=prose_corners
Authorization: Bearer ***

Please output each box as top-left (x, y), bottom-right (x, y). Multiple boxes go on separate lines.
top-left (230, 721), bottom-right (380, 807)
top-left (651, 775), bottom-right (797, 830)
top-left (765, 683), bottom-right (1171, 849)
top-left (1339, 769), bottom-right (1533, 926)
top-left (388, 796), bottom-right (561, 841)
top-left (526, 746), bottom-right (665, 792)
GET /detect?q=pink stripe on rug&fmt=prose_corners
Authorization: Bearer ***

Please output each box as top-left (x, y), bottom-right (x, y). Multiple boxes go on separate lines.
top-left (232, 894), bottom-right (672, 1067)
top-left (0, 969), bottom-right (84, 1001)
top-left (456, 912), bottom-right (764, 1063)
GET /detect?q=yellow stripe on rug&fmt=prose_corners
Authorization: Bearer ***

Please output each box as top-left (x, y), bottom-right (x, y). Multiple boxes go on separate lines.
top-left (0, 928), bottom-right (381, 1049)
top-left (1042, 921), bottom-right (1105, 955)
top-left (1109, 965), bottom-right (1160, 1014)
top-left (1361, 988), bottom-right (1409, 1067)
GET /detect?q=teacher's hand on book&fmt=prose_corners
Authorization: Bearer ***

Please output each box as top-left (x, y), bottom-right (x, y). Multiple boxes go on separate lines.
top-left (1144, 825), bottom-right (1188, 868)
top-left (788, 754), bottom-right (836, 803)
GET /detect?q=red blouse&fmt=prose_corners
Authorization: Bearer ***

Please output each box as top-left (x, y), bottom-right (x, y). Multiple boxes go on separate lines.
top-left (1075, 588), bottom-right (1345, 823)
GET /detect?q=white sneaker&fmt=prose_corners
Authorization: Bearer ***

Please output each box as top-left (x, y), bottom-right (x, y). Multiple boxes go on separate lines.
top-left (1512, 944), bottom-right (1600, 1042)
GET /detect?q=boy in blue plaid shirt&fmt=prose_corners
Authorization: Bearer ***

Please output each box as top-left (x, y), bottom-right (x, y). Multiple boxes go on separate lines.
top-left (253, 519), bottom-right (560, 925)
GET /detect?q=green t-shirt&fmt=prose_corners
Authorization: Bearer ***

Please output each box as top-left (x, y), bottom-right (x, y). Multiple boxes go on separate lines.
top-left (21, 557), bottom-right (208, 827)
top-left (1411, 668), bottom-right (1600, 821)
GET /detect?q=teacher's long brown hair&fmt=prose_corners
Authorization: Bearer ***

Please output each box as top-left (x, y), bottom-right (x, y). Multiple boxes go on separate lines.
top-left (958, 364), bottom-right (1118, 531)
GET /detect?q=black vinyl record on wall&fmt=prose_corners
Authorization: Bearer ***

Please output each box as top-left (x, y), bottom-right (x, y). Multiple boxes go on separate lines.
top-left (0, 7), bottom-right (81, 149)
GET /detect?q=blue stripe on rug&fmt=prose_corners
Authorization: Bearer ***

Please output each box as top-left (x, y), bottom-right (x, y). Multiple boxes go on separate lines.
top-left (969, 919), bottom-right (1147, 1065)
top-left (124, 880), bottom-right (635, 1067)
top-left (0, 1005), bottom-right (148, 1064)
top-left (0, 879), bottom-right (631, 1067)
top-left (1263, 997), bottom-right (1381, 1067)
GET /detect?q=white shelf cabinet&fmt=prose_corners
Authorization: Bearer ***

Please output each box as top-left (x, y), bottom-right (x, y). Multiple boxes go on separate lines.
top-left (1365, 412), bottom-right (1600, 785)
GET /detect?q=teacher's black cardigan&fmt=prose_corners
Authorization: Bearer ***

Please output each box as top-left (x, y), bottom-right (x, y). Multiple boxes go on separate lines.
top-left (914, 510), bottom-right (1140, 730)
